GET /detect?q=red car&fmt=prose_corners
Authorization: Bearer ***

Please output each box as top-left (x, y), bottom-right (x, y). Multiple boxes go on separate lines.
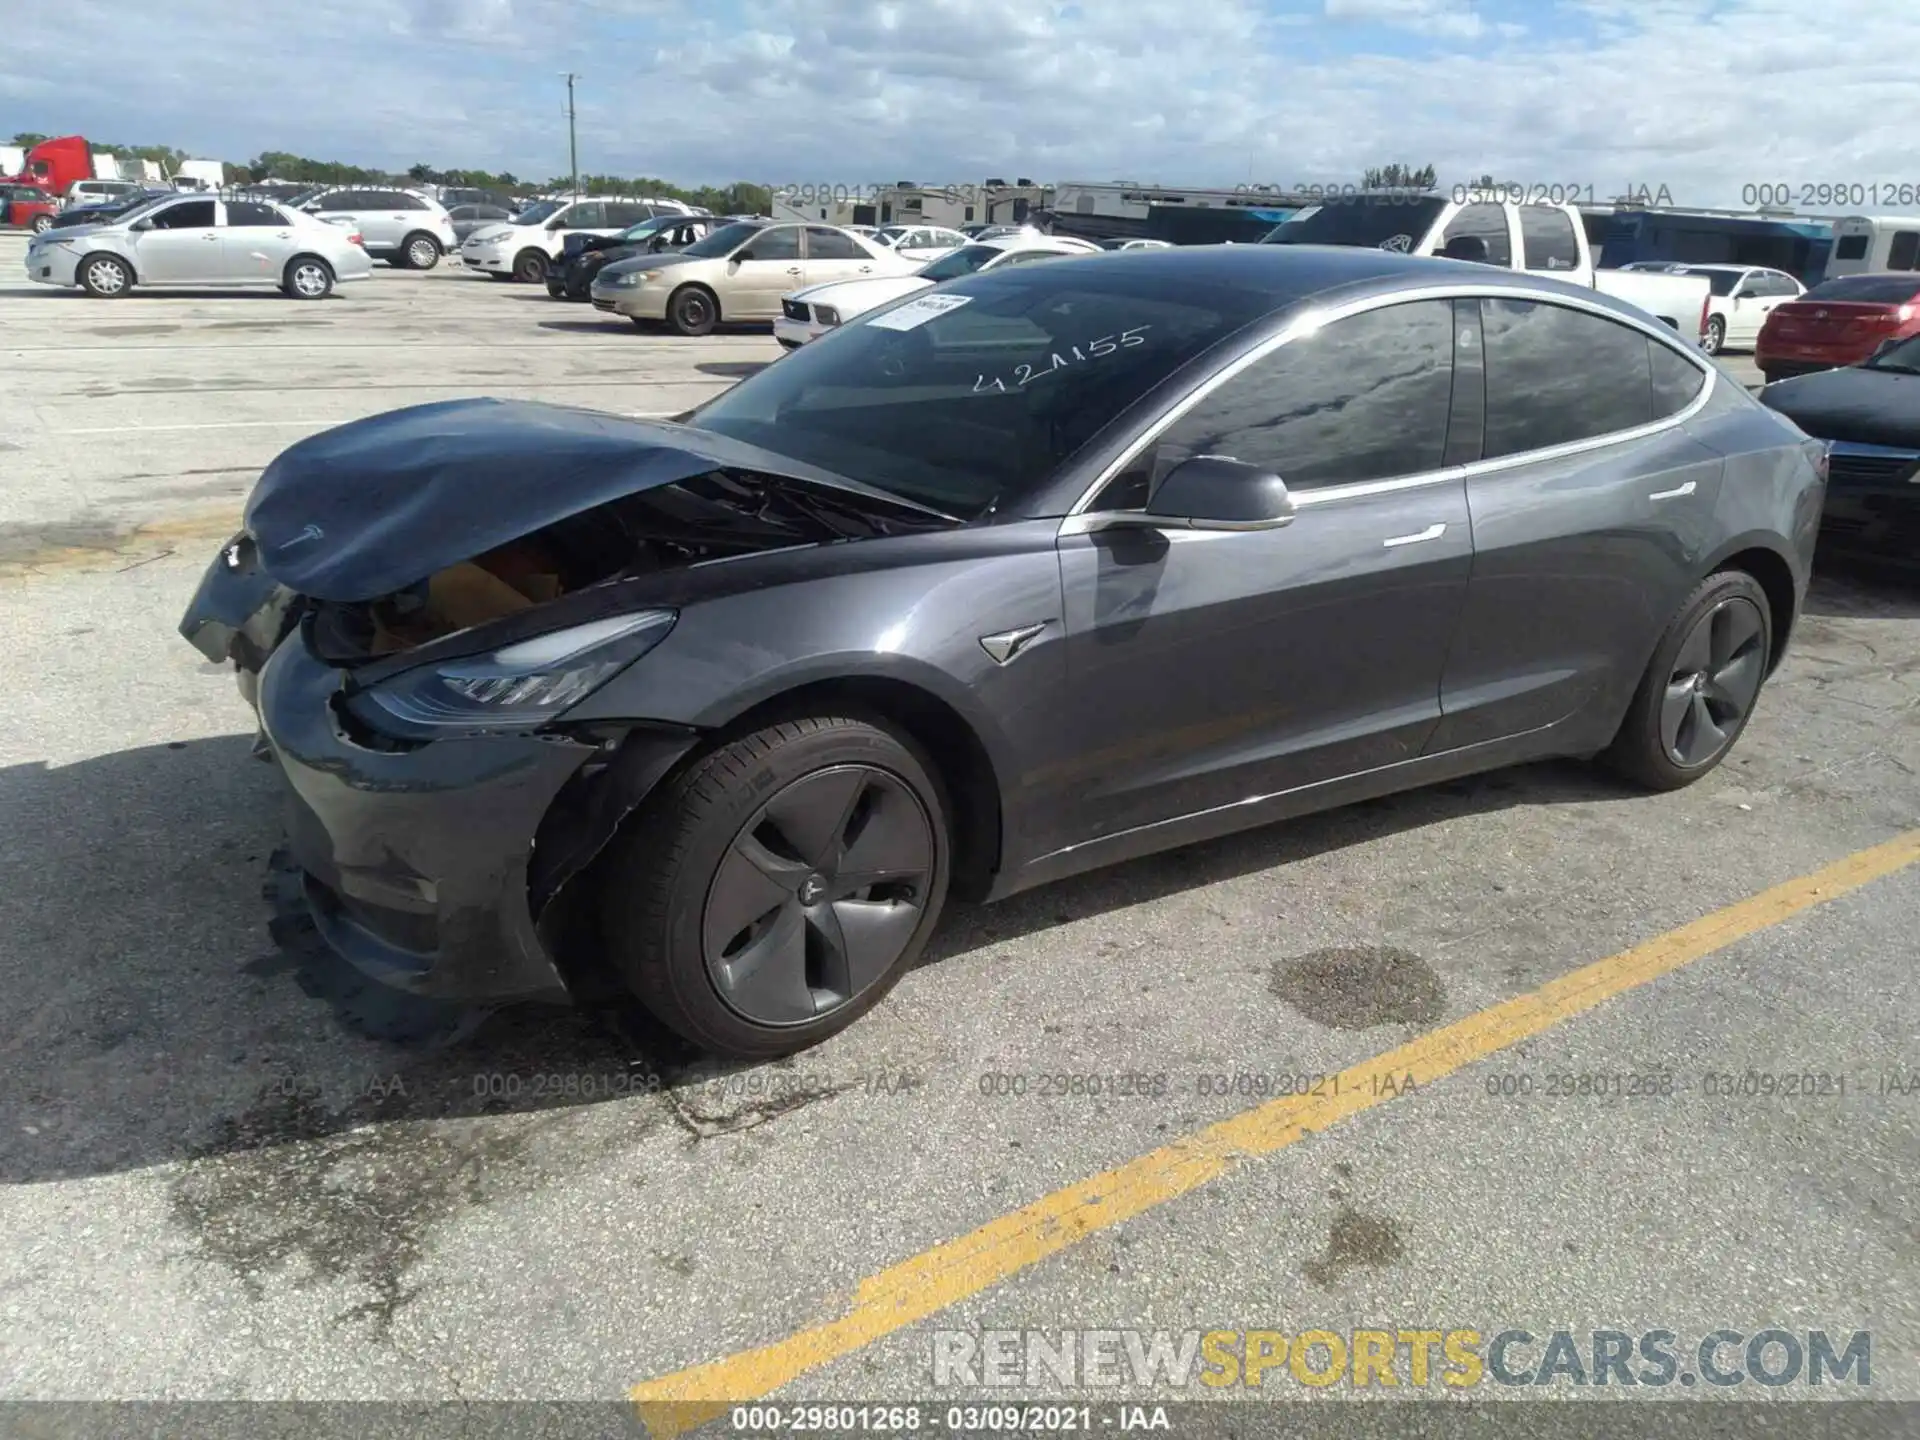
top-left (1756, 272), bottom-right (1920, 383)
top-left (0, 183), bottom-right (56, 233)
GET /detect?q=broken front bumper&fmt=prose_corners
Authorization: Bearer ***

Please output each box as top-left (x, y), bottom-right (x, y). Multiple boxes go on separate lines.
top-left (255, 629), bottom-right (598, 1005)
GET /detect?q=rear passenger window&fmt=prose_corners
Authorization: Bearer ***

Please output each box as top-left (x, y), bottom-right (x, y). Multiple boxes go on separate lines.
top-left (1440, 203), bottom-right (1512, 266)
top-left (1518, 206), bottom-right (1580, 272)
top-left (1649, 342), bottom-right (1706, 419)
top-left (1480, 298), bottom-right (1652, 457)
top-left (1146, 299), bottom-right (1457, 493)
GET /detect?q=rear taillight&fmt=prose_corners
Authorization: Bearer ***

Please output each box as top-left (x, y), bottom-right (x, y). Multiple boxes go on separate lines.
top-left (1810, 440), bottom-right (1829, 485)
top-left (1699, 291), bottom-right (1710, 339)
top-left (348, 232), bottom-right (364, 247)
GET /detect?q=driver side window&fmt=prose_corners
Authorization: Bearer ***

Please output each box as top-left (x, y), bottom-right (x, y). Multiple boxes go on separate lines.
top-left (1089, 299), bottom-right (1459, 510)
top-left (742, 226), bottom-right (801, 261)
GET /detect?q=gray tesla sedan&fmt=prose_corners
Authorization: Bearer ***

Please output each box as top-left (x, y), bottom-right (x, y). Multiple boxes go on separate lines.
top-left (180, 245), bottom-right (1826, 1057)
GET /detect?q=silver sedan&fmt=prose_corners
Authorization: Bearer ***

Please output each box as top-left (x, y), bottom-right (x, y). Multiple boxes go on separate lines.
top-left (23, 194), bottom-right (375, 299)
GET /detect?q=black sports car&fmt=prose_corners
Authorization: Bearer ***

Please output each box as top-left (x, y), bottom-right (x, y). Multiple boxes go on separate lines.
top-left (546, 215), bottom-right (727, 300)
top-left (1758, 334), bottom-right (1920, 557)
top-left (181, 246), bottom-right (1823, 1058)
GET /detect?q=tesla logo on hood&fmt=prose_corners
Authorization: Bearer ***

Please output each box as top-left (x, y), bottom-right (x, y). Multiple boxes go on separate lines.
top-left (277, 523), bottom-right (324, 551)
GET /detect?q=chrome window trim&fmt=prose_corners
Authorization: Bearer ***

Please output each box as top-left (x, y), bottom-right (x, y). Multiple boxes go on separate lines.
top-left (1061, 282), bottom-right (1719, 524)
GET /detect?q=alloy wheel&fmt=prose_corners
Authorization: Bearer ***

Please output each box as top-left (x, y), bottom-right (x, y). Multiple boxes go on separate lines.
top-left (1660, 596), bottom-right (1766, 767)
top-left (87, 259), bottom-right (127, 295)
top-left (1703, 317), bottom-right (1725, 355)
top-left (291, 263), bottom-right (329, 297)
top-left (702, 764), bottom-right (935, 1026)
top-left (408, 237), bottom-right (438, 268)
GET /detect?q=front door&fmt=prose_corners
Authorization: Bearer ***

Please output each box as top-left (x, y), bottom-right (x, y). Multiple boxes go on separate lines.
top-left (130, 198), bottom-right (224, 282)
top-left (726, 224), bottom-right (806, 319)
top-left (1038, 297), bottom-right (1474, 855)
top-left (1431, 297), bottom-right (1725, 751)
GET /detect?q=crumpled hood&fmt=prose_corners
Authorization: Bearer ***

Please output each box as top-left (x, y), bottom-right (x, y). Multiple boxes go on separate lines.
top-left (243, 397), bottom-right (937, 601)
top-left (1759, 365), bottom-right (1920, 449)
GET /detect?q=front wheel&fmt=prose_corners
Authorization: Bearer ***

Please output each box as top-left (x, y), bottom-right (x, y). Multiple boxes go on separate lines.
top-left (598, 715), bottom-right (952, 1057)
top-left (79, 254), bottom-right (133, 297)
top-left (511, 248), bottom-right (548, 283)
top-left (1604, 571), bottom-right (1773, 791)
top-left (1701, 315), bottom-right (1726, 355)
top-left (667, 284), bottom-right (718, 336)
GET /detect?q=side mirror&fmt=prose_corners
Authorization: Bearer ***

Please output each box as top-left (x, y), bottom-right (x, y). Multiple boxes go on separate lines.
top-left (1735, 288), bottom-right (1758, 300)
top-left (1143, 456), bottom-right (1296, 531)
top-left (1439, 234), bottom-right (1491, 264)
top-left (1869, 337), bottom-right (1900, 361)
top-left (731, 251), bottom-right (752, 266)
top-left (129, 218), bottom-right (153, 231)
top-left (546, 217), bottom-right (565, 231)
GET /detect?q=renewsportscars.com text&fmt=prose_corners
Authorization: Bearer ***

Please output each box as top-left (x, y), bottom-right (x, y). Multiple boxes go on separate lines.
top-left (931, 1327), bottom-right (1870, 1390)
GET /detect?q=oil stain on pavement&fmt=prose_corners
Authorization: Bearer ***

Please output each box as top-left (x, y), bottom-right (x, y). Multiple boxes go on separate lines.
top-left (1269, 946), bottom-right (1446, 1029)
top-left (1303, 1205), bottom-right (1406, 1288)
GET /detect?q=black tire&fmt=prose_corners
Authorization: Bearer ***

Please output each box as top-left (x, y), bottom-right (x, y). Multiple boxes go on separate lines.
top-left (79, 253), bottom-right (133, 297)
top-left (511, 248), bottom-right (548, 283)
top-left (487, 271), bottom-right (515, 282)
top-left (29, 214), bottom-right (53, 235)
top-left (401, 232), bottom-right (442, 270)
top-left (667, 283), bottom-right (719, 336)
top-left (544, 278), bottom-right (567, 299)
top-left (1604, 570), bottom-right (1773, 791)
top-left (282, 255), bottom-right (334, 300)
top-left (598, 715), bottom-right (952, 1058)
top-left (1702, 316), bottom-right (1725, 355)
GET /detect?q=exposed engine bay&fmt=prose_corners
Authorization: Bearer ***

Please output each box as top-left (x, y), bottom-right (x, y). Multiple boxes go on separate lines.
top-left (303, 467), bottom-right (955, 667)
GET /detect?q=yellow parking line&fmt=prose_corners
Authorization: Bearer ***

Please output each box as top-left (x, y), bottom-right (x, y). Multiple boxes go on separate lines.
top-left (631, 828), bottom-right (1920, 1437)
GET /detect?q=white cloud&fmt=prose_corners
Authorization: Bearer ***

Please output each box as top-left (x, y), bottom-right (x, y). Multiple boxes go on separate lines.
top-left (1323, 0), bottom-right (1485, 39)
top-left (2, 0), bottom-right (1918, 210)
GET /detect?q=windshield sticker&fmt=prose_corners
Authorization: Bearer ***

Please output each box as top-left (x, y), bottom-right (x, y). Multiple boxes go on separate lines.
top-left (867, 293), bottom-right (974, 331)
top-left (1379, 234), bottom-right (1414, 253)
top-left (970, 326), bottom-right (1151, 393)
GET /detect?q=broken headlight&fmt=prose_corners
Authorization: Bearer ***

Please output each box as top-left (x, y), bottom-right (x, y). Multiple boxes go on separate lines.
top-left (347, 610), bottom-right (676, 738)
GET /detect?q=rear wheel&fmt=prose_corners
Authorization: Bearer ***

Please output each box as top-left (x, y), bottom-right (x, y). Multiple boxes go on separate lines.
top-left (79, 254), bottom-right (132, 297)
top-left (1702, 315), bottom-right (1726, 355)
top-left (1604, 571), bottom-right (1773, 790)
top-left (511, 248), bottom-right (548, 283)
top-left (599, 715), bottom-right (951, 1057)
top-left (401, 232), bottom-right (442, 270)
top-left (283, 256), bottom-right (334, 300)
top-left (29, 214), bottom-right (53, 235)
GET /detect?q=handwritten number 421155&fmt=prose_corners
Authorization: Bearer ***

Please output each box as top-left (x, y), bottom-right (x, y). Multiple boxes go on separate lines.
top-left (972, 326), bottom-right (1150, 393)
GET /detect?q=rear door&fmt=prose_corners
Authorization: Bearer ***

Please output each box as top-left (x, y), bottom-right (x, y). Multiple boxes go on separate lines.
top-left (219, 199), bottom-right (299, 281)
top-left (1431, 297), bottom-right (1723, 751)
top-left (803, 225), bottom-right (880, 283)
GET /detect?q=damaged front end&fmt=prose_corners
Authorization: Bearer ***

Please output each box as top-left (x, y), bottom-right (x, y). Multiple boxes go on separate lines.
top-left (178, 397), bottom-right (957, 1013)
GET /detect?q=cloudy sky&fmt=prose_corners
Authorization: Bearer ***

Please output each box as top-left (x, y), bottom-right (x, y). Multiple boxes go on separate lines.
top-left (3, 0), bottom-right (1915, 209)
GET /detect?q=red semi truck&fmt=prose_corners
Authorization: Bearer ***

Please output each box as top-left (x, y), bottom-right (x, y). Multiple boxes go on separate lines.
top-left (1, 136), bottom-right (108, 199)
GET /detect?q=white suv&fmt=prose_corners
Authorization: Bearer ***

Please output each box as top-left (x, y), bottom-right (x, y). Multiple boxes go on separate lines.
top-left (291, 186), bottom-right (459, 269)
top-left (460, 197), bottom-right (696, 283)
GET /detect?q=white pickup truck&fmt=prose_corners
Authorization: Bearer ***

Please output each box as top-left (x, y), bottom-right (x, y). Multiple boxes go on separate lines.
top-left (1262, 195), bottom-right (1712, 342)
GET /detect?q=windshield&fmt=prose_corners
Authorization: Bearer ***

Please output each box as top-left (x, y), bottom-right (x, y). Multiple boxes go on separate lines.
top-left (1863, 333), bottom-right (1920, 372)
top-left (107, 196), bottom-right (174, 225)
top-left (619, 216), bottom-right (677, 241)
top-left (874, 227), bottom-right (908, 245)
top-left (512, 200), bottom-right (561, 226)
top-left (1261, 197), bottom-right (1448, 251)
top-left (687, 267), bottom-right (1276, 518)
top-left (681, 221), bottom-right (764, 258)
top-left (917, 245), bottom-right (1006, 281)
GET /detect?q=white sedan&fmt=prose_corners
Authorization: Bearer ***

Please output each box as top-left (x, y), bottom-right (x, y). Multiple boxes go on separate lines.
top-left (773, 235), bottom-right (1099, 349)
top-left (24, 193), bottom-right (374, 299)
top-left (871, 224), bottom-right (971, 263)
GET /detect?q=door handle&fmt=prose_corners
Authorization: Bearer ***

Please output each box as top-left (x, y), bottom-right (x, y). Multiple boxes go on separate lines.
top-left (786, 266), bottom-right (803, 274)
top-left (858, 265), bottom-right (872, 272)
top-left (1382, 522), bottom-right (1446, 548)
top-left (202, 233), bottom-right (219, 241)
top-left (1648, 480), bottom-right (1697, 501)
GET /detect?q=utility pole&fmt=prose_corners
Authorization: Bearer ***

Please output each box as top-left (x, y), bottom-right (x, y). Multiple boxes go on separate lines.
top-left (561, 72), bottom-right (580, 199)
